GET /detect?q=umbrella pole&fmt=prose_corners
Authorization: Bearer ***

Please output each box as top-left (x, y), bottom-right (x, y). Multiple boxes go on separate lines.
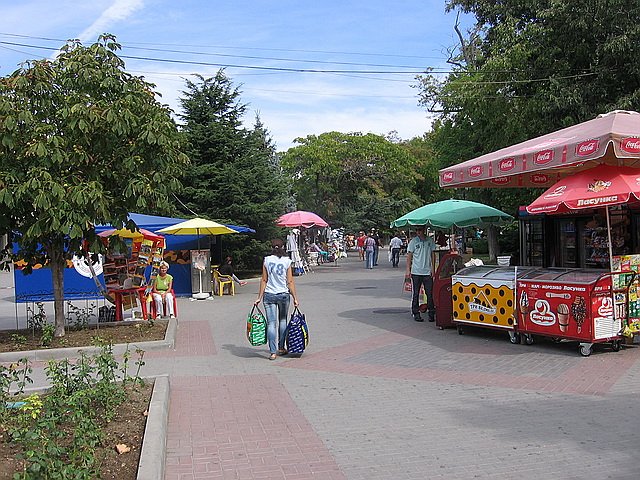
top-left (450, 226), bottom-right (454, 251)
top-left (605, 207), bottom-right (614, 272)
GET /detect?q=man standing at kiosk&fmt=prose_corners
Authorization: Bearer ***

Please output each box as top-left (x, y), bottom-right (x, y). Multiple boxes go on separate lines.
top-left (406, 226), bottom-right (437, 322)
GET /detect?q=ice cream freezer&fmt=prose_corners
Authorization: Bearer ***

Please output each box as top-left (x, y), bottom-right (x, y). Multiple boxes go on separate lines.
top-left (516, 268), bottom-right (623, 356)
top-left (451, 265), bottom-right (541, 343)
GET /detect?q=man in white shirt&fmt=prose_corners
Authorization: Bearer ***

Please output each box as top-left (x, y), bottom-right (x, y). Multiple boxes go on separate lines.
top-left (405, 226), bottom-right (437, 322)
top-left (389, 233), bottom-right (403, 268)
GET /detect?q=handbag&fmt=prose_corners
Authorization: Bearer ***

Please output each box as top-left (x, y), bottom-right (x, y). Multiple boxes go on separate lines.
top-left (285, 307), bottom-right (309, 354)
top-left (246, 305), bottom-right (267, 346)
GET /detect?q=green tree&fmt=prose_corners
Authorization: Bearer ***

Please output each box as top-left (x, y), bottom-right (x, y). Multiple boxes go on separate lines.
top-left (419, 0), bottom-right (640, 151)
top-left (281, 132), bottom-right (421, 233)
top-left (177, 72), bottom-right (287, 268)
top-left (415, 1), bottom-right (640, 257)
top-left (0, 35), bottom-right (188, 336)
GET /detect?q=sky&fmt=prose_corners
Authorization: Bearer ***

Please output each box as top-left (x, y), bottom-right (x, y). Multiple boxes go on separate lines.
top-left (0, 1), bottom-right (473, 150)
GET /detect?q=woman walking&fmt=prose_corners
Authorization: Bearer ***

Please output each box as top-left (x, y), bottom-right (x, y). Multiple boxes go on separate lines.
top-left (254, 239), bottom-right (300, 360)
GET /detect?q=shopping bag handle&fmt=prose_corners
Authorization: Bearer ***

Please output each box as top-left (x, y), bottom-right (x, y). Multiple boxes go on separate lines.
top-left (291, 306), bottom-right (303, 317)
top-left (250, 304), bottom-right (265, 317)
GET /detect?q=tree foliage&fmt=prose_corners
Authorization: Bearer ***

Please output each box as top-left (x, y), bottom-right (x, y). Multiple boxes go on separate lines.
top-left (176, 72), bottom-right (287, 268)
top-left (281, 132), bottom-right (423, 233)
top-left (0, 35), bottom-right (188, 335)
top-left (415, 0), bottom-right (640, 233)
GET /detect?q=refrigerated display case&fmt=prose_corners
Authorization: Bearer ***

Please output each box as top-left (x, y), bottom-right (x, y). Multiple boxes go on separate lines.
top-left (452, 266), bottom-right (540, 343)
top-left (516, 268), bottom-right (623, 356)
top-left (558, 219), bottom-right (577, 267)
top-left (520, 217), bottom-right (544, 266)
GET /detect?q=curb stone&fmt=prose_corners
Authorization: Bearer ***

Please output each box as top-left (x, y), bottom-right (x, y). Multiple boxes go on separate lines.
top-left (0, 317), bottom-right (177, 363)
top-left (137, 375), bottom-right (170, 480)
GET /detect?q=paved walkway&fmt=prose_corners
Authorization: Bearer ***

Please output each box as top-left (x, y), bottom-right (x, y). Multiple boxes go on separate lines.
top-left (3, 255), bottom-right (640, 479)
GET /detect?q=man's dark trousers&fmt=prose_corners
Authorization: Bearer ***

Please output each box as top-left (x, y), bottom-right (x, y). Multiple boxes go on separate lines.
top-left (411, 274), bottom-right (435, 320)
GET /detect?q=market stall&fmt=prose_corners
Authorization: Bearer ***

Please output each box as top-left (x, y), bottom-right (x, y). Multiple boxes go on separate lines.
top-left (277, 210), bottom-right (329, 275)
top-left (98, 227), bottom-right (166, 321)
top-left (391, 199), bottom-right (513, 328)
top-left (437, 110), bottom-right (640, 354)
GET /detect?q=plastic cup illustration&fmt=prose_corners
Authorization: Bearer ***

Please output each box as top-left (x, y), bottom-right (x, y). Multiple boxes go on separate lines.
top-left (557, 303), bottom-right (570, 332)
top-left (519, 290), bottom-right (529, 325)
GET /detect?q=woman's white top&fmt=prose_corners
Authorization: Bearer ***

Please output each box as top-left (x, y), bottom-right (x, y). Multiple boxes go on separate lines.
top-left (263, 255), bottom-right (293, 294)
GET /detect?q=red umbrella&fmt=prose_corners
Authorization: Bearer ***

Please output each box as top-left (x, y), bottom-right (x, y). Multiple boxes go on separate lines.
top-left (526, 164), bottom-right (640, 268)
top-left (276, 210), bottom-right (329, 228)
top-left (526, 164), bottom-right (640, 214)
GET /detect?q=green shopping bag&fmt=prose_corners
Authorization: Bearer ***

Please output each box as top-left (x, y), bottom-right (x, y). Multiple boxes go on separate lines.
top-left (246, 305), bottom-right (267, 346)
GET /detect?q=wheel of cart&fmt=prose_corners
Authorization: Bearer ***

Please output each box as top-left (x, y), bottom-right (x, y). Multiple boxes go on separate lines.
top-left (522, 333), bottom-right (534, 345)
top-left (508, 331), bottom-right (520, 344)
top-left (457, 324), bottom-right (464, 335)
top-left (579, 343), bottom-right (593, 357)
top-left (611, 339), bottom-right (622, 351)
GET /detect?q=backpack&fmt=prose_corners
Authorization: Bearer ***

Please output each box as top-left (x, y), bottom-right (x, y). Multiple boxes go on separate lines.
top-left (285, 307), bottom-right (309, 355)
top-left (246, 305), bottom-right (267, 346)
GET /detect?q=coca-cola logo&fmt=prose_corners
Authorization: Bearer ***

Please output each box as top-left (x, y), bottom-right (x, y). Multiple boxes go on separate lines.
top-left (490, 177), bottom-right (511, 185)
top-left (575, 139), bottom-right (599, 156)
top-left (441, 171), bottom-right (454, 183)
top-left (468, 165), bottom-right (483, 177)
top-left (621, 137), bottom-right (640, 153)
top-left (498, 158), bottom-right (515, 172)
top-left (531, 174), bottom-right (550, 185)
top-left (534, 149), bottom-right (554, 165)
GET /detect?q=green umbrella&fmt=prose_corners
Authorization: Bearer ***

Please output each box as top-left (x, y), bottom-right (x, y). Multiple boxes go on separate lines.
top-left (391, 199), bottom-right (513, 229)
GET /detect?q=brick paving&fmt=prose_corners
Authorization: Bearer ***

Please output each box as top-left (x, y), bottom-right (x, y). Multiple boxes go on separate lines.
top-left (4, 256), bottom-right (640, 479)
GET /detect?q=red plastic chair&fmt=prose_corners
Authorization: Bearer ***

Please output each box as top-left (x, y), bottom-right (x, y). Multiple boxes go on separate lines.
top-left (148, 288), bottom-right (178, 319)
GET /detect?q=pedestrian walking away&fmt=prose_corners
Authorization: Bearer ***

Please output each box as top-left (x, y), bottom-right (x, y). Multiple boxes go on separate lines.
top-left (405, 226), bottom-right (436, 322)
top-left (254, 238), bottom-right (300, 360)
top-left (356, 231), bottom-right (366, 261)
top-left (364, 233), bottom-right (376, 269)
top-left (389, 232), bottom-right (403, 268)
top-left (369, 228), bottom-right (381, 266)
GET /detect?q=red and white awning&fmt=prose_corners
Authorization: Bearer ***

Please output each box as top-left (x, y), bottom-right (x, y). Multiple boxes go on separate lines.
top-left (439, 111), bottom-right (640, 188)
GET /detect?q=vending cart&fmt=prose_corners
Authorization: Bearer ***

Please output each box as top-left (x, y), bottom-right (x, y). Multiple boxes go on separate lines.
top-left (452, 266), bottom-right (540, 343)
top-left (516, 268), bottom-right (623, 356)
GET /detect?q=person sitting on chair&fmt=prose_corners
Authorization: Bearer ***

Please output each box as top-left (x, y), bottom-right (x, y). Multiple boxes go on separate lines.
top-left (218, 256), bottom-right (247, 286)
top-left (152, 261), bottom-right (175, 319)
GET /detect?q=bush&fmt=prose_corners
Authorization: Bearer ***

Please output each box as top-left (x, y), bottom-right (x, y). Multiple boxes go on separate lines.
top-left (470, 238), bottom-right (488, 254)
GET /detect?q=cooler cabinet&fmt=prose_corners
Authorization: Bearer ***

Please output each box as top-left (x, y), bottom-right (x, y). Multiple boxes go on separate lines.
top-left (516, 268), bottom-right (621, 356)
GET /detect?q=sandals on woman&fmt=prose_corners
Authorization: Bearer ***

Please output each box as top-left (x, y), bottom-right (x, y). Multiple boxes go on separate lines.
top-left (277, 349), bottom-right (288, 356)
top-left (269, 353), bottom-right (277, 361)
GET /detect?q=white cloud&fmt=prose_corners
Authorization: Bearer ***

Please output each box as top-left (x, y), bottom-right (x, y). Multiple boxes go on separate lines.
top-left (76, 0), bottom-right (145, 43)
top-left (260, 106), bottom-right (433, 151)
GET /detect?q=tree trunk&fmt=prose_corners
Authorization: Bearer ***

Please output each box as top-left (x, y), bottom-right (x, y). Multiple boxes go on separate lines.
top-left (49, 240), bottom-right (66, 338)
top-left (487, 225), bottom-right (499, 263)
